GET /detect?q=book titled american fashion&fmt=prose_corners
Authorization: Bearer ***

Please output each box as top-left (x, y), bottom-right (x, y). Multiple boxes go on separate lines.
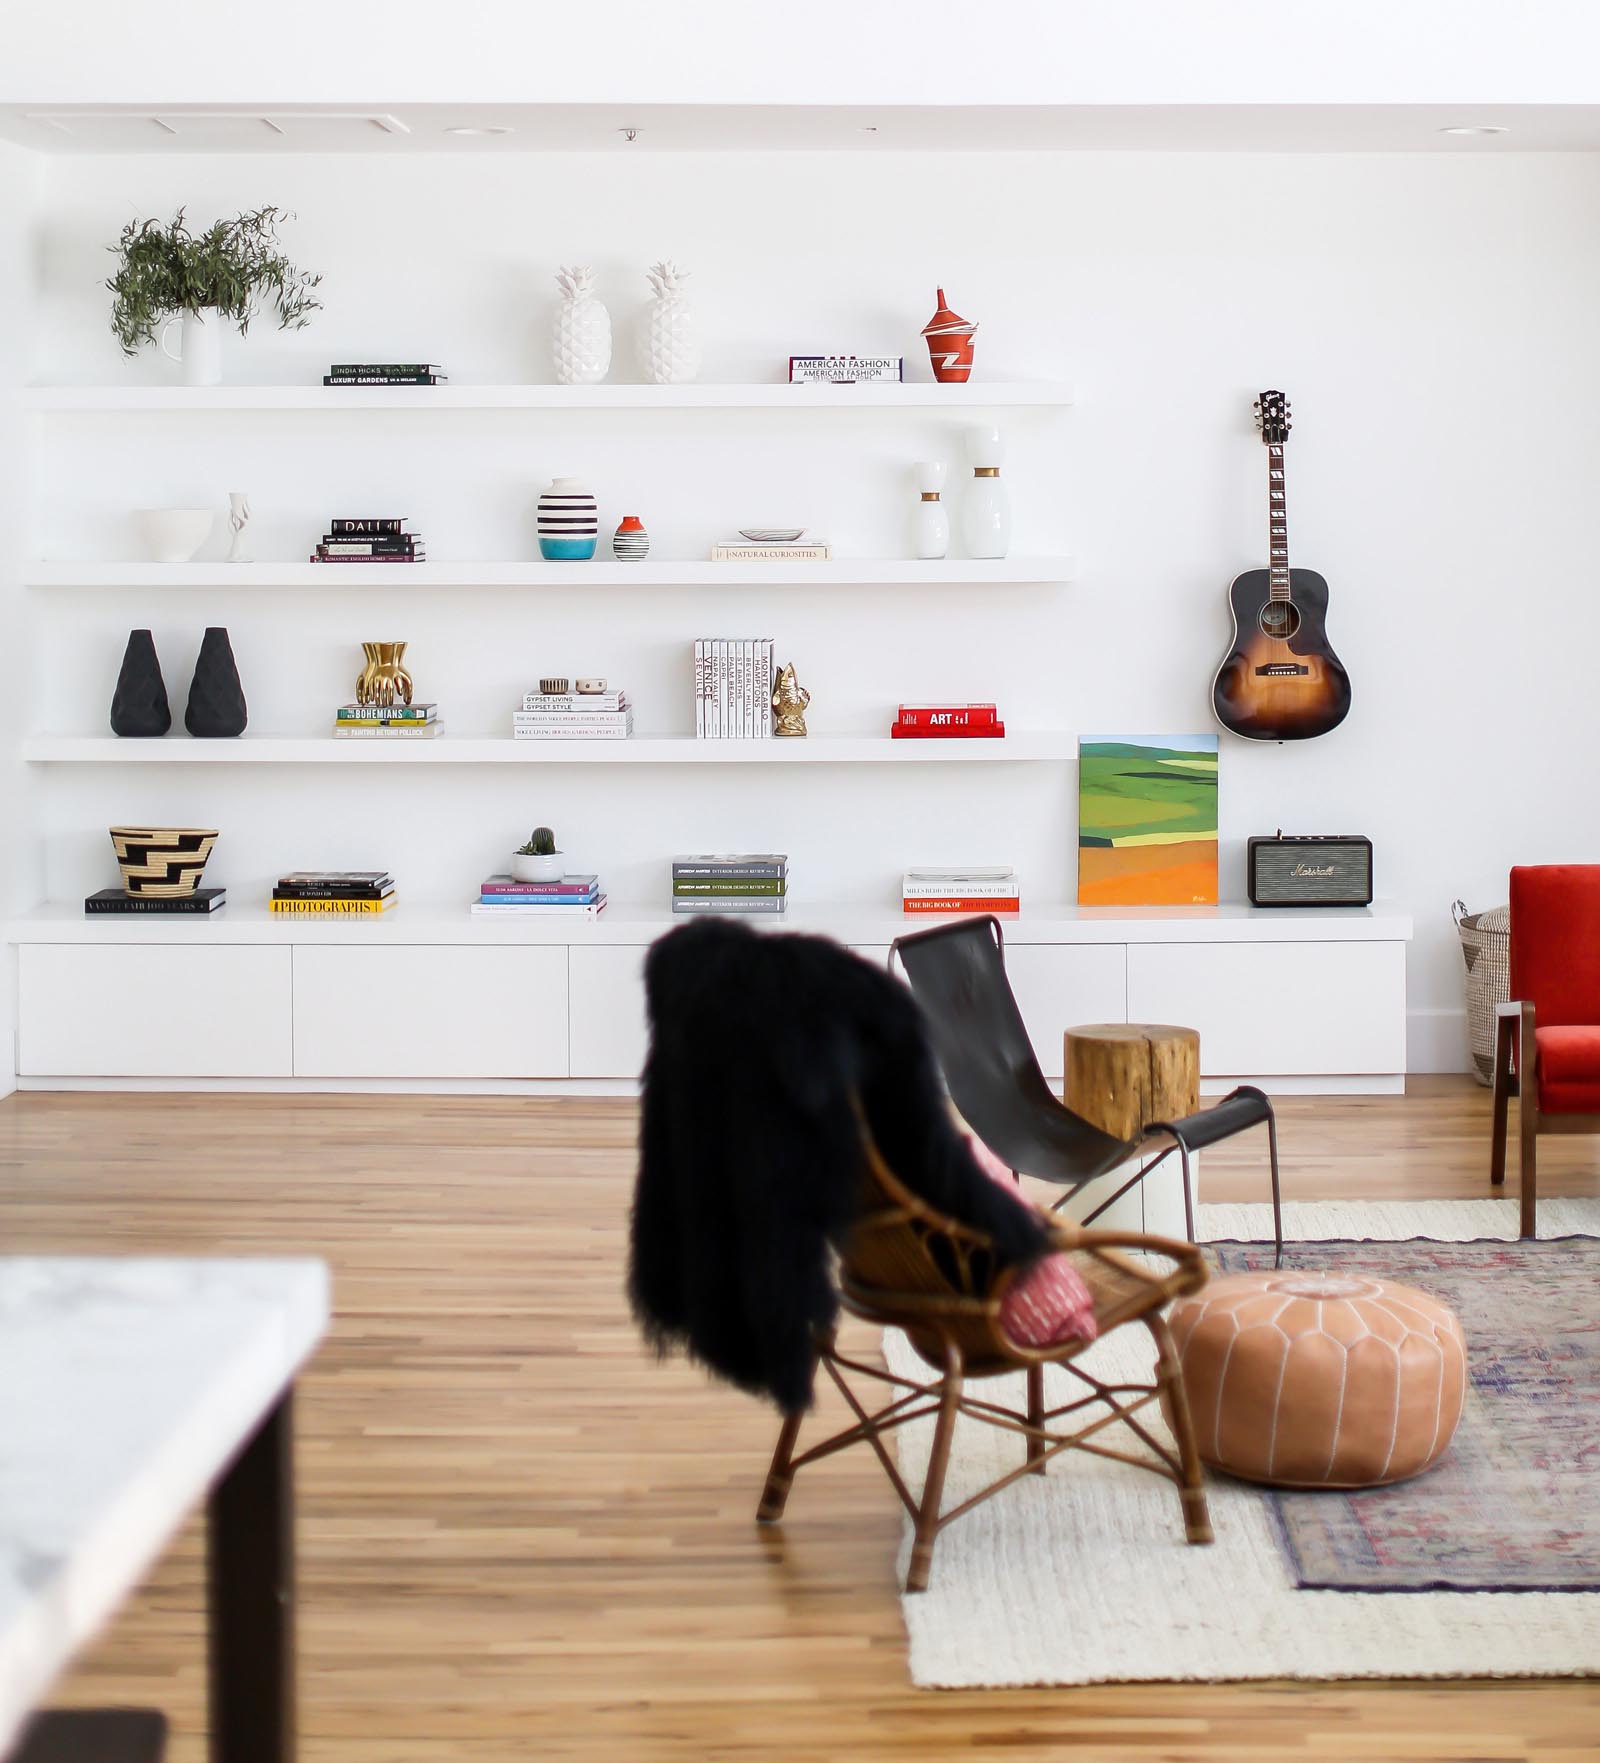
top-left (788, 355), bottom-right (904, 384)
top-left (85, 887), bottom-right (226, 914)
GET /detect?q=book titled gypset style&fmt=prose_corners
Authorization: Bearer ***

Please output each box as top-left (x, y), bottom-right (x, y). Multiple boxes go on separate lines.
top-left (788, 355), bottom-right (904, 384)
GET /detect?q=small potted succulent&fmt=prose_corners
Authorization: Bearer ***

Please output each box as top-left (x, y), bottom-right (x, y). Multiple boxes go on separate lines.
top-left (513, 825), bottom-right (564, 883)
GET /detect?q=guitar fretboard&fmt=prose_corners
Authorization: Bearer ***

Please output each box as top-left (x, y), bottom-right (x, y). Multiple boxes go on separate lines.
top-left (1267, 443), bottom-right (1290, 602)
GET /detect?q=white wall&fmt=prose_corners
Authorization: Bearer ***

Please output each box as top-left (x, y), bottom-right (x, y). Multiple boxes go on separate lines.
top-left (0, 141), bottom-right (40, 1096)
top-left (24, 147), bottom-right (1600, 1069)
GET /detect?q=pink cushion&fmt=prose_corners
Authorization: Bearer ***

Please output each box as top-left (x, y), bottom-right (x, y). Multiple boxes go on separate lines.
top-left (961, 1132), bottom-right (1098, 1349)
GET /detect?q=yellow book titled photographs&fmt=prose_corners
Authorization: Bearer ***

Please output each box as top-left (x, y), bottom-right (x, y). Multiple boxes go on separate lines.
top-left (268, 897), bottom-right (397, 913)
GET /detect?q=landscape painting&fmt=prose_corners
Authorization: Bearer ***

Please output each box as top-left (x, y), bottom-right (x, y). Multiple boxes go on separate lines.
top-left (1077, 736), bottom-right (1219, 906)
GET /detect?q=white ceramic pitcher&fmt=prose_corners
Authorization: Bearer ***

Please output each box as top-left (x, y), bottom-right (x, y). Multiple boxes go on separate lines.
top-left (159, 307), bottom-right (223, 387)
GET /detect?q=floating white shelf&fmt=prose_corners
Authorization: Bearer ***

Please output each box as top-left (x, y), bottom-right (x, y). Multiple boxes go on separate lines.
top-left (4, 900), bottom-right (1415, 949)
top-left (25, 557), bottom-right (1076, 590)
top-left (23, 381), bottom-right (1074, 414)
top-left (21, 733), bottom-right (1075, 765)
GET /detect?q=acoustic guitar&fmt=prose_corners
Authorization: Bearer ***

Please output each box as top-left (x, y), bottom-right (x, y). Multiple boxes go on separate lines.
top-left (1211, 391), bottom-right (1351, 742)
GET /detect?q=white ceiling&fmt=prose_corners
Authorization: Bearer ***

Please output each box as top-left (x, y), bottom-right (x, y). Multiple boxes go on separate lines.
top-left (2, 103), bottom-right (1598, 155)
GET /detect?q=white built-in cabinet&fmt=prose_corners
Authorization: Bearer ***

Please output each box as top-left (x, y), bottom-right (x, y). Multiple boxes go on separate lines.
top-left (10, 908), bottom-right (1411, 1090)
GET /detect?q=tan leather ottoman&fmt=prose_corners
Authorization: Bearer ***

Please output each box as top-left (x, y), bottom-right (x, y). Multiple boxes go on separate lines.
top-left (1166, 1270), bottom-right (1467, 1489)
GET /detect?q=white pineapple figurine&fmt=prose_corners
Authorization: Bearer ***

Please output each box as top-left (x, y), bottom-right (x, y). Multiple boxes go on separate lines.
top-left (642, 260), bottom-right (699, 385)
top-left (552, 266), bottom-right (611, 385)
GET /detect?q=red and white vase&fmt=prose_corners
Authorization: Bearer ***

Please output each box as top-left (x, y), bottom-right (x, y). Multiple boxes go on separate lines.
top-left (921, 288), bottom-right (978, 383)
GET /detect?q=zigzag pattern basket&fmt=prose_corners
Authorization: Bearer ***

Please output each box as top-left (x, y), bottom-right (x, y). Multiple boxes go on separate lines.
top-left (110, 826), bottom-right (219, 897)
top-left (1453, 899), bottom-right (1510, 1086)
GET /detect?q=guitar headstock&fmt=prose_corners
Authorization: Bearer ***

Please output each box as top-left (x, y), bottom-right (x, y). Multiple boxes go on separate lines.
top-left (1254, 390), bottom-right (1292, 444)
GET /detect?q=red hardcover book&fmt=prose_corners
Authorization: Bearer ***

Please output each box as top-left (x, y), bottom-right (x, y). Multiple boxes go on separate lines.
top-left (902, 896), bottom-right (1022, 914)
top-left (896, 703), bottom-right (998, 730)
top-left (890, 721), bottom-right (1006, 739)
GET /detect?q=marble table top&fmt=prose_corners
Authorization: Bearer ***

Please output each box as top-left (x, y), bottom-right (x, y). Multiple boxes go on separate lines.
top-left (0, 1258), bottom-right (329, 1757)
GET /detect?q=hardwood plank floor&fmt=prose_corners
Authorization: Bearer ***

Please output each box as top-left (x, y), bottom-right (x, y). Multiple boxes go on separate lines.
top-left (1, 1079), bottom-right (1597, 1761)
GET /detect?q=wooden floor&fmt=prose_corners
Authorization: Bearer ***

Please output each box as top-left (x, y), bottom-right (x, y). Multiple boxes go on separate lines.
top-left (2, 1078), bottom-right (1598, 1762)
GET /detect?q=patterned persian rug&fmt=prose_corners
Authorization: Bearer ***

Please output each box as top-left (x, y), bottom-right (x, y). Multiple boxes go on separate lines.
top-left (1213, 1235), bottom-right (1600, 1592)
top-left (884, 1198), bottom-right (1600, 1687)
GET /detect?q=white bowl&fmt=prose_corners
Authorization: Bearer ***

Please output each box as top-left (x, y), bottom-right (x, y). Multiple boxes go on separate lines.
top-left (135, 508), bottom-right (214, 563)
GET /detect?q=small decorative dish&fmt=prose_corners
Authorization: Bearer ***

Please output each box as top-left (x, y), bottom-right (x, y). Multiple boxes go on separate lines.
top-left (738, 527), bottom-right (806, 544)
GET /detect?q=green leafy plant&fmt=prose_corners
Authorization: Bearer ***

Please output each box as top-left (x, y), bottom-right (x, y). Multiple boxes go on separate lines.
top-left (106, 207), bottom-right (322, 356)
top-left (517, 827), bottom-right (558, 856)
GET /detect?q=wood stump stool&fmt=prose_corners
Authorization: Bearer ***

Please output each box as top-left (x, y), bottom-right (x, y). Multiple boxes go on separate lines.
top-left (1063, 1022), bottom-right (1200, 1236)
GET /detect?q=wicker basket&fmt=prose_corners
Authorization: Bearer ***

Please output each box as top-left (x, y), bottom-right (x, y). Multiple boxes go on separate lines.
top-left (1453, 899), bottom-right (1510, 1086)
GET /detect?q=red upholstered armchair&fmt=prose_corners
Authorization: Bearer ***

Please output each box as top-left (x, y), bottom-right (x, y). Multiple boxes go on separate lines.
top-left (1491, 864), bottom-right (1600, 1236)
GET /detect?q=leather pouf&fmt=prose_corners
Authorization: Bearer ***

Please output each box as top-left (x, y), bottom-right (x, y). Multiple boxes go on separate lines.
top-left (1166, 1271), bottom-right (1466, 1489)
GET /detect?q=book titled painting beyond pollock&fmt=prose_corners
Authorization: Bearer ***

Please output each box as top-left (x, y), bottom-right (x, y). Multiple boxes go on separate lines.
top-left (1077, 736), bottom-right (1218, 907)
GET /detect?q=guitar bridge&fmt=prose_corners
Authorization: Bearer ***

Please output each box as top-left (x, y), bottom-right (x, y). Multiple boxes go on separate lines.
top-left (1255, 662), bottom-right (1309, 676)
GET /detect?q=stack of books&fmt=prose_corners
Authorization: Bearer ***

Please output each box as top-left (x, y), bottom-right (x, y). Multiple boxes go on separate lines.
top-left (694, 639), bottom-right (774, 738)
top-left (902, 866), bottom-right (1019, 915)
top-left (85, 887), bottom-right (226, 915)
top-left (323, 363), bottom-right (448, 386)
top-left (334, 702), bottom-right (441, 740)
top-left (271, 872), bottom-right (396, 914)
top-left (672, 853), bottom-right (788, 915)
top-left (512, 687), bottom-right (632, 741)
top-left (892, 702), bottom-right (1006, 739)
top-left (472, 874), bottom-right (607, 918)
top-left (710, 540), bottom-right (831, 562)
top-left (311, 517), bottom-right (427, 565)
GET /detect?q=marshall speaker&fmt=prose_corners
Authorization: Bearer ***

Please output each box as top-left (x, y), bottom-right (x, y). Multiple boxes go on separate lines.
top-left (1248, 834), bottom-right (1373, 907)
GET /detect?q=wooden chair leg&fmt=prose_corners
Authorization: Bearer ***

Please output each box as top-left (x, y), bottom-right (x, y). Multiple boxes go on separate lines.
top-left (757, 1407), bottom-right (806, 1523)
top-left (1490, 1013), bottom-right (1513, 1186)
top-left (1026, 1363), bottom-right (1047, 1475)
top-left (1148, 1312), bottom-right (1212, 1546)
top-left (906, 1344), bottom-right (962, 1594)
top-left (1518, 1097), bottom-right (1539, 1240)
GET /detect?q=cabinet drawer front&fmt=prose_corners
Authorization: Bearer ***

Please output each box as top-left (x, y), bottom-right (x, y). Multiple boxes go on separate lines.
top-left (569, 945), bottom-right (650, 1079)
top-left (292, 946), bottom-right (569, 1077)
top-left (18, 944), bottom-right (292, 1077)
top-left (1126, 941), bottom-right (1406, 1075)
top-left (859, 941), bottom-right (1127, 1081)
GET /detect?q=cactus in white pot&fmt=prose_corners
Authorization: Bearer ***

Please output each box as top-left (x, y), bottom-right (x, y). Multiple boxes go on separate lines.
top-left (552, 266), bottom-right (611, 385)
top-left (642, 260), bottom-right (699, 385)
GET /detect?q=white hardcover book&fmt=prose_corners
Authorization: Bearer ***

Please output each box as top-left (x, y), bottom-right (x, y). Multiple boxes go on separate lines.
top-left (740, 639), bottom-right (752, 738)
top-left (902, 879), bottom-right (1020, 898)
top-left (716, 639), bottom-right (728, 738)
top-left (521, 692), bottom-right (628, 712)
top-left (694, 641), bottom-right (705, 739)
top-left (904, 866), bottom-right (1018, 883)
top-left (761, 638), bottom-right (774, 737)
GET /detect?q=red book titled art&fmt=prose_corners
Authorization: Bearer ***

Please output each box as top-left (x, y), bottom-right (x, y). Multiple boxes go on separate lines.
top-left (891, 721), bottom-right (1006, 739)
top-left (896, 703), bottom-right (998, 730)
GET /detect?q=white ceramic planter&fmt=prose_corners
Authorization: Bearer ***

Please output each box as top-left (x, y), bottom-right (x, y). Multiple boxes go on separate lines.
top-left (135, 508), bottom-right (214, 563)
top-left (962, 425), bottom-right (1012, 560)
top-left (912, 459), bottom-right (950, 560)
top-left (512, 852), bottom-right (565, 882)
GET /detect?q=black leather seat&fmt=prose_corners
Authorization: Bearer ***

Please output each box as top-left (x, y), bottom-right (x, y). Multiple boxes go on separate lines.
top-left (890, 914), bottom-right (1283, 1260)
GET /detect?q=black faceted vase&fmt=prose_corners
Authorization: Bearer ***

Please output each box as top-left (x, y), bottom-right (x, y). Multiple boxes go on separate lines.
top-left (109, 628), bottom-right (171, 737)
top-left (185, 627), bottom-right (248, 738)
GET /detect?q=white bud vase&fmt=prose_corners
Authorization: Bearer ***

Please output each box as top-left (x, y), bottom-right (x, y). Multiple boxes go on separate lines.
top-left (912, 460), bottom-right (949, 560)
top-left (962, 424), bottom-right (1011, 560)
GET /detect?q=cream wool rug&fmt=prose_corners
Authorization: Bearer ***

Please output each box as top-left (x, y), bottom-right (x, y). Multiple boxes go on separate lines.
top-left (886, 1197), bottom-right (1600, 1687)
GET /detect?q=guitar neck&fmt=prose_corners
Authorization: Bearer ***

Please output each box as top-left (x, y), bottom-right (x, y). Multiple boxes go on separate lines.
top-left (1267, 443), bottom-right (1290, 601)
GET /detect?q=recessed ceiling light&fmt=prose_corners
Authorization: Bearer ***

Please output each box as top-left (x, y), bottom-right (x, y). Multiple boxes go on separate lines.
top-left (444, 125), bottom-right (515, 137)
top-left (860, 125), bottom-right (879, 133)
top-left (1437, 124), bottom-right (1509, 136)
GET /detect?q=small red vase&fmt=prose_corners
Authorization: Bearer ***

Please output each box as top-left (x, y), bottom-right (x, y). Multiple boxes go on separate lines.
top-left (921, 287), bottom-right (978, 383)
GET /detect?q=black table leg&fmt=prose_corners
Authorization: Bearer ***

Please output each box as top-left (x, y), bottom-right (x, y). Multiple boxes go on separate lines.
top-left (208, 1389), bottom-right (295, 1763)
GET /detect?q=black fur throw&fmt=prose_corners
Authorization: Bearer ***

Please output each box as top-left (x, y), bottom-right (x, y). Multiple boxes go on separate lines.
top-left (628, 917), bottom-right (1050, 1414)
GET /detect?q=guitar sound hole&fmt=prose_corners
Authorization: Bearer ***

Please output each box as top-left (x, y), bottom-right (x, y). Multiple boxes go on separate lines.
top-left (1258, 601), bottom-right (1302, 641)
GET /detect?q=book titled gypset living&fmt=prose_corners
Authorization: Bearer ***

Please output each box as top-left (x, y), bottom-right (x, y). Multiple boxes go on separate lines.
top-left (513, 686), bottom-right (632, 740)
top-left (694, 639), bottom-right (774, 738)
top-left (788, 355), bottom-right (904, 384)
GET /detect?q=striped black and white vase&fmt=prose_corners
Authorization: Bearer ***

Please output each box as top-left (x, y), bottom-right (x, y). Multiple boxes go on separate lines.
top-left (611, 515), bottom-right (650, 561)
top-left (536, 476), bottom-right (599, 560)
